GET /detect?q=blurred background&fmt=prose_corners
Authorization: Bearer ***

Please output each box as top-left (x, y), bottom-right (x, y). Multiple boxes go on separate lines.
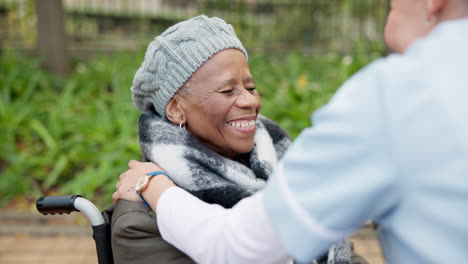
top-left (1, 0), bottom-right (388, 208)
top-left (1, 1), bottom-right (387, 262)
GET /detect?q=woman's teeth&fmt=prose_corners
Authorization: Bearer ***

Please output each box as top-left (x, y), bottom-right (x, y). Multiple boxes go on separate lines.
top-left (228, 120), bottom-right (256, 128)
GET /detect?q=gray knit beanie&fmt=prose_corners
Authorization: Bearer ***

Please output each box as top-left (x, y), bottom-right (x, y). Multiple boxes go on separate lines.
top-left (131, 15), bottom-right (248, 117)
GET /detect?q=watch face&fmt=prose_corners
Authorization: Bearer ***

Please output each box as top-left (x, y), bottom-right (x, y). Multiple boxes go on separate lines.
top-left (135, 175), bottom-right (149, 192)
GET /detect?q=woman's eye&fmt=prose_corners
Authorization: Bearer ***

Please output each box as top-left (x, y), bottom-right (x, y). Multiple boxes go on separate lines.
top-left (246, 87), bottom-right (256, 92)
top-left (220, 89), bottom-right (234, 94)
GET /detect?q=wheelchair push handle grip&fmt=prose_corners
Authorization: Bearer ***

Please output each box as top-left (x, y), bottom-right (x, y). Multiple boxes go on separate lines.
top-left (36, 195), bottom-right (82, 215)
top-left (36, 195), bottom-right (104, 226)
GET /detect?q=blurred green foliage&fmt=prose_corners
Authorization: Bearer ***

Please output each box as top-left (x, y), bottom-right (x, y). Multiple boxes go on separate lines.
top-left (0, 48), bottom-right (382, 209)
top-left (1, 0), bottom-right (388, 53)
top-left (200, 0), bottom-right (388, 52)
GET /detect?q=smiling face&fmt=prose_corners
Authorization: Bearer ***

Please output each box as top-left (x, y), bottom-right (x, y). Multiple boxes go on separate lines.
top-left (174, 49), bottom-right (261, 159)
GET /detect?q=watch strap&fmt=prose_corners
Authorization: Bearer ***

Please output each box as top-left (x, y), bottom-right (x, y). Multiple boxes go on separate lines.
top-left (146, 171), bottom-right (171, 179)
top-left (137, 171), bottom-right (171, 207)
top-left (139, 193), bottom-right (150, 207)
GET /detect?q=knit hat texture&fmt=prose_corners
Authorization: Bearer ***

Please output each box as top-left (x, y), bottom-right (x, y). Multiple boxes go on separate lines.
top-left (131, 15), bottom-right (248, 116)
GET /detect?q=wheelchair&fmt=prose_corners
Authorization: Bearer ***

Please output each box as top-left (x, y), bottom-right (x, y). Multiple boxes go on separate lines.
top-left (36, 195), bottom-right (114, 264)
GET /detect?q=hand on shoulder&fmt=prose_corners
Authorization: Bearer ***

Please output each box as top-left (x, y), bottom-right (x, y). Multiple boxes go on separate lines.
top-left (112, 160), bottom-right (175, 208)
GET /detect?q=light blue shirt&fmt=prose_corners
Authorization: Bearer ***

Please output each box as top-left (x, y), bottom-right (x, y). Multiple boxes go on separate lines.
top-left (264, 19), bottom-right (468, 263)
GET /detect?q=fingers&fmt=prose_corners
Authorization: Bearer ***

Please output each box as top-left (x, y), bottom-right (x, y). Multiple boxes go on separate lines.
top-left (128, 159), bottom-right (140, 168)
top-left (112, 191), bottom-right (124, 204)
top-left (114, 159), bottom-right (159, 204)
top-left (113, 179), bottom-right (123, 203)
top-left (112, 191), bottom-right (118, 203)
top-left (112, 183), bottom-right (141, 203)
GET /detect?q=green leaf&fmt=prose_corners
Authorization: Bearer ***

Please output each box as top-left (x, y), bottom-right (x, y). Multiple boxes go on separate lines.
top-left (29, 119), bottom-right (57, 150)
top-left (43, 155), bottom-right (68, 189)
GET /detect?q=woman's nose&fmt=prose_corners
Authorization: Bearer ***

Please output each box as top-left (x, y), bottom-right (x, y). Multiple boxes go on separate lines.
top-left (235, 88), bottom-right (259, 109)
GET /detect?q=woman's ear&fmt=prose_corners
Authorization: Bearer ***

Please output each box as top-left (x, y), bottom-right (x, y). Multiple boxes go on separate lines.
top-left (166, 97), bottom-right (186, 125)
top-left (426, 0), bottom-right (448, 21)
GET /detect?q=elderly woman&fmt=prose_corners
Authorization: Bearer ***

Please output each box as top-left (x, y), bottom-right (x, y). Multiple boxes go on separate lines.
top-left (112, 15), bottom-right (362, 264)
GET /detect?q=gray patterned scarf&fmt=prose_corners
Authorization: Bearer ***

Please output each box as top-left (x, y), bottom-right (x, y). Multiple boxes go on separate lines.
top-left (138, 111), bottom-right (351, 263)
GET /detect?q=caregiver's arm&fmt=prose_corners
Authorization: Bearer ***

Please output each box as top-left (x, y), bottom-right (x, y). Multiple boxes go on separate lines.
top-left (263, 60), bottom-right (399, 261)
top-left (113, 161), bottom-right (290, 264)
top-left (155, 187), bottom-right (290, 264)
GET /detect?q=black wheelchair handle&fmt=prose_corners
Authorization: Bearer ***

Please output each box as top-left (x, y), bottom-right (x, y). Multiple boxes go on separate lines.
top-left (36, 195), bottom-right (82, 215)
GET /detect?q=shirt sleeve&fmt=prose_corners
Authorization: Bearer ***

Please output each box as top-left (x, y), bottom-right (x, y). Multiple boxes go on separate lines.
top-left (264, 60), bottom-right (399, 262)
top-left (157, 186), bottom-right (291, 264)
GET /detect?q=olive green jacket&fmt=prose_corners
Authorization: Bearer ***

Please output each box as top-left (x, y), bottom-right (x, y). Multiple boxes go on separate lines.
top-left (110, 200), bottom-right (194, 264)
